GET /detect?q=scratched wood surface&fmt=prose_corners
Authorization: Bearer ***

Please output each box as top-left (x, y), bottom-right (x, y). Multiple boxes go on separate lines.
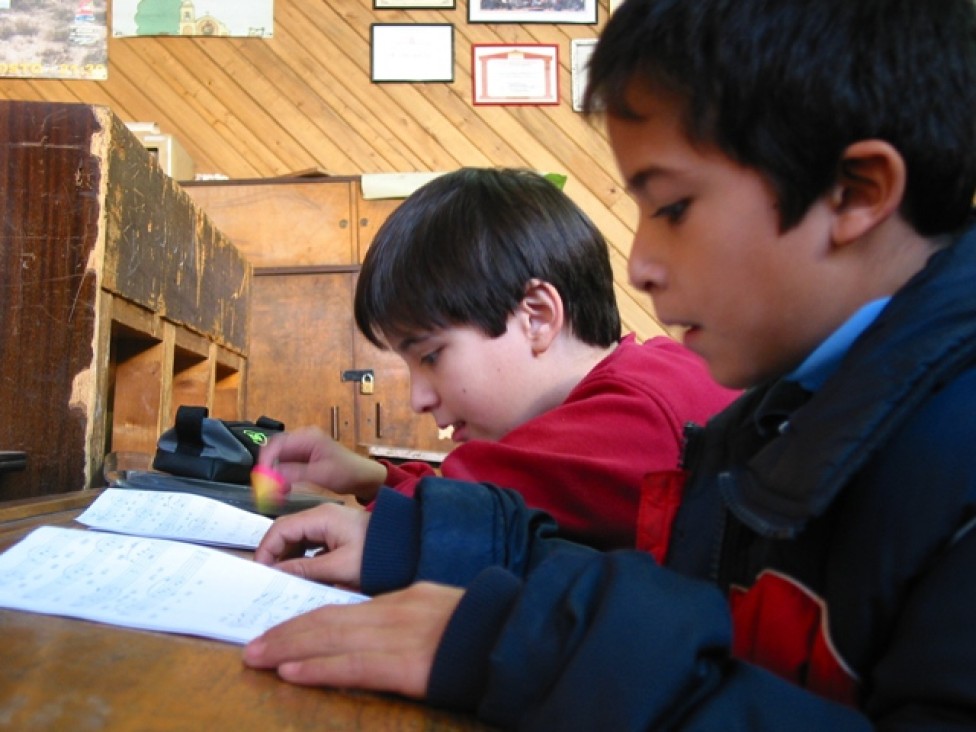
top-left (0, 102), bottom-right (104, 502)
top-left (0, 100), bottom-right (250, 501)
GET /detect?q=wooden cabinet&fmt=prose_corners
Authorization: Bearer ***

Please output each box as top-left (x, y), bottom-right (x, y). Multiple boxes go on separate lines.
top-left (183, 177), bottom-right (452, 456)
top-left (0, 101), bottom-right (250, 501)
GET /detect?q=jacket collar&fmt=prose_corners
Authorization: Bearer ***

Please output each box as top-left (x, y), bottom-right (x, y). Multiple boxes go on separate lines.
top-left (716, 224), bottom-right (976, 537)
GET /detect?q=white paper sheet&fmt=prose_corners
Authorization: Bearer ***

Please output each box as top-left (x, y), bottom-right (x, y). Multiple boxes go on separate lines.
top-left (77, 488), bottom-right (272, 549)
top-left (0, 526), bottom-right (367, 644)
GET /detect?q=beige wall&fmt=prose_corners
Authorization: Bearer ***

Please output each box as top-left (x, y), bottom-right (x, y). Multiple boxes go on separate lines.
top-left (0, 0), bottom-right (671, 340)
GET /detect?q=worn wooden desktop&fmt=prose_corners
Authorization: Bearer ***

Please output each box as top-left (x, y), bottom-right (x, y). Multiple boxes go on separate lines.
top-left (0, 493), bottom-right (494, 732)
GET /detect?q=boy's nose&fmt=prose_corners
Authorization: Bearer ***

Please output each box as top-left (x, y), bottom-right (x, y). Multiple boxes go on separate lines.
top-left (627, 228), bottom-right (667, 294)
top-left (409, 376), bottom-right (439, 414)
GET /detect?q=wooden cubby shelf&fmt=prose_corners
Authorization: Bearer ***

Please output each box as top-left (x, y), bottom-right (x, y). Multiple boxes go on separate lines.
top-left (0, 100), bottom-right (251, 502)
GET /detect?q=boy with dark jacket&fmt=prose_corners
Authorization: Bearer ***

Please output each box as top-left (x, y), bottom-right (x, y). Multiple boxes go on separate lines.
top-left (244, 0), bottom-right (976, 728)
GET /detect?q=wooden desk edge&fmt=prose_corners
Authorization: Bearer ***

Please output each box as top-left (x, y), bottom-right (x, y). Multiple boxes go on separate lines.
top-left (0, 489), bottom-right (101, 522)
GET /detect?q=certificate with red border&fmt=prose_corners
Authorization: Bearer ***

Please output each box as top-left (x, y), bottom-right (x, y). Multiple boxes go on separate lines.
top-left (472, 44), bottom-right (559, 106)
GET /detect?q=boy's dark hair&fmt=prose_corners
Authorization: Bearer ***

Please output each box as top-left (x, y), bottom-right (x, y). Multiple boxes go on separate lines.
top-left (584, 0), bottom-right (976, 236)
top-left (354, 168), bottom-right (621, 348)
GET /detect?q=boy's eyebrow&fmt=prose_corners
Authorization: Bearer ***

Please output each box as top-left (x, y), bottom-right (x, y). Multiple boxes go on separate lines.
top-left (624, 166), bottom-right (670, 194)
top-left (396, 333), bottom-right (430, 353)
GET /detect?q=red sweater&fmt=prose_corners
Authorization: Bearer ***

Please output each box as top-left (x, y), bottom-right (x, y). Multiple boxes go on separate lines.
top-left (382, 335), bottom-right (739, 552)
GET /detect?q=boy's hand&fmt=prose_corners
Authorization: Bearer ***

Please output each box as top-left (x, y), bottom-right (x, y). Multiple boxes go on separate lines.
top-left (254, 502), bottom-right (371, 588)
top-left (243, 582), bottom-right (464, 698)
top-left (257, 426), bottom-right (387, 501)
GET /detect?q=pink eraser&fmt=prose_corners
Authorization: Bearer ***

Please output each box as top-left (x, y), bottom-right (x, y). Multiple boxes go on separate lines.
top-left (251, 465), bottom-right (289, 513)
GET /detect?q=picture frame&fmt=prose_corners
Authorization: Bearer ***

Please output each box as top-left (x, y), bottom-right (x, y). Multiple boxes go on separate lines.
top-left (570, 38), bottom-right (597, 112)
top-left (373, 0), bottom-right (456, 8)
top-left (472, 44), bottom-right (559, 106)
top-left (370, 23), bottom-right (455, 83)
top-left (468, 0), bottom-right (597, 25)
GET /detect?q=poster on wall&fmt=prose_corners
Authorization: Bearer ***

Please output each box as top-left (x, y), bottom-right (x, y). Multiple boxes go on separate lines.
top-left (0, 0), bottom-right (108, 80)
top-left (113, 0), bottom-right (274, 38)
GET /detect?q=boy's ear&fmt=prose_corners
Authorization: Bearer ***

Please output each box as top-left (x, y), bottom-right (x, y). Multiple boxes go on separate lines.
top-left (517, 279), bottom-right (564, 355)
top-left (829, 140), bottom-right (907, 246)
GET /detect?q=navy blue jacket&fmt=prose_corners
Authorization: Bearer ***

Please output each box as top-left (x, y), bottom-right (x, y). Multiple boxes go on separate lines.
top-left (362, 225), bottom-right (976, 730)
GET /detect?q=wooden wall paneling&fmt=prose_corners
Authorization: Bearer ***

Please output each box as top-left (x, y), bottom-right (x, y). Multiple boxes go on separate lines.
top-left (265, 14), bottom-right (418, 171)
top-left (285, 2), bottom-right (456, 172)
top-left (139, 38), bottom-right (292, 176)
top-left (249, 23), bottom-right (411, 173)
top-left (189, 37), bottom-right (338, 175)
top-left (83, 46), bottom-right (203, 154)
top-left (109, 40), bottom-right (266, 178)
top-left (452, 23), bottom-right (622, 207)
top-left (309, 1), bottom-right (487, 170)
top-left (200, 36), bottom-right (371, 173)
top-left (448, 22), bottom-right (607, 178)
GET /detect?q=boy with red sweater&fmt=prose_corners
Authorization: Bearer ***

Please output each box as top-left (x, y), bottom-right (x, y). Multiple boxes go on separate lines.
top-left (258, 167), bottom-right (736, 553)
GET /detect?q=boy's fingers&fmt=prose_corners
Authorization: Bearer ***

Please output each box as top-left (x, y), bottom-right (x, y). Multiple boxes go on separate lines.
top-left (255, 503), bottom-right (354, 564)
top-left (253, 515), bottom-right (313, 564)
top-left (272, 551), bottom-right (359, 585)
top-left (277, 651), bottom-right (431, 698)
top-left (243, 583), bottom-right (463, 697)
top-left (245, 604), bottom-right (406, 667)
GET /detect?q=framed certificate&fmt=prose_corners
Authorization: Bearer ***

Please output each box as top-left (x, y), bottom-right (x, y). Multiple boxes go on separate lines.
top-left (370, 24), bottom-right (455, 83)
top-left (472, 44), bottom-right (559, 106)
top-left (571, 38), bottom-right (597, 112)
top-left (469, 0), bottom-right (596, 24)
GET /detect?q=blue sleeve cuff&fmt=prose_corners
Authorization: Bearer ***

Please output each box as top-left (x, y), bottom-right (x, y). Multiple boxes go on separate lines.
top-left (361, 487), bottom-right (421, 595)
top-left (426, 566), bottom-right (522, 711)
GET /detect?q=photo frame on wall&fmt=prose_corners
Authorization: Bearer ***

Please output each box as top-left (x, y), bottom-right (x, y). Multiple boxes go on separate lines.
top-left (370, 23), bottom-right (455, 83)
top-left (469, 0), bottom-right (596, 25)
top-left (472, 44), bottom-right (560, 106)
top-left (571, 38), bottom-right (597, 112)
top-left (374, 0), bottom-right (456, 8)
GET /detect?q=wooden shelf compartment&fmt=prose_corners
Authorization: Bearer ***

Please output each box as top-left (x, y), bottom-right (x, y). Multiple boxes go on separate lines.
top-left (0, 100), bottom-right (251, 502)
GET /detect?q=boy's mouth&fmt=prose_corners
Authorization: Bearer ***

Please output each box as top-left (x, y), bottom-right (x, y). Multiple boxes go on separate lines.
top-left (673, 323), bottom-right (702, 349)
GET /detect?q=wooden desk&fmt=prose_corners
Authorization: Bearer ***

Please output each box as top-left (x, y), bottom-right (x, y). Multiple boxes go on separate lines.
top-left (0, 494), bottom-right (494, 732)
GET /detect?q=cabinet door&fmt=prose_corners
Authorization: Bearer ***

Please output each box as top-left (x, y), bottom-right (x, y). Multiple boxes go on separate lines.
top-left (184, 180), bottom-right (358, 266)
top-left (355, 196), bottom-right (402, 262)
top-left (246, 272), bottom-right (358, 449)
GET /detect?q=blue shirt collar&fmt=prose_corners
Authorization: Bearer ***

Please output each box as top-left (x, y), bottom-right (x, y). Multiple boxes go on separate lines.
top-left (787, 297), bottom-right (890, 391)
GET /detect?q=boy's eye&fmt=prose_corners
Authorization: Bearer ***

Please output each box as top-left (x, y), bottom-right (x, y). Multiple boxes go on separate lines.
top-left (420, 348), bottom-right (441, 366)
top-left (653, 199), bottom-right (690, 223)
